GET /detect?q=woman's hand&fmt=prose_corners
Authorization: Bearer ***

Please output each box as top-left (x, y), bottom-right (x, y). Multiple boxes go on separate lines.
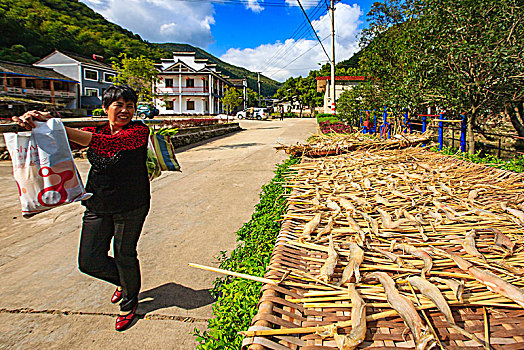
top-left (12, 110), bottom-right (52, 130)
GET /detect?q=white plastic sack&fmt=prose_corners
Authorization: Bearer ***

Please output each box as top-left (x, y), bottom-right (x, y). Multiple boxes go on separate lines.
top-left (4, 118), bottom-right (91, 217)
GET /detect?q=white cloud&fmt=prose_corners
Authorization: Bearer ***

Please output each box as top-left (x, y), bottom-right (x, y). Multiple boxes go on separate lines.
top-left (220, 3), bottom-right (362, 82)
top-left (80, 0), bottom-right (215, 46)
top-left (247, 0), bottom-right (264, 12)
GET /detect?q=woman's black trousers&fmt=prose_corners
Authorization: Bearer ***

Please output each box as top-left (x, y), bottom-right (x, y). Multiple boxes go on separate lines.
top-left (78, 204), bottom-right (149, 312)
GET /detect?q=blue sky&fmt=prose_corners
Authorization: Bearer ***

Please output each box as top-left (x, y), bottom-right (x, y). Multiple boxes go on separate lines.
top-left (80, 0), bottom-right (374, 82)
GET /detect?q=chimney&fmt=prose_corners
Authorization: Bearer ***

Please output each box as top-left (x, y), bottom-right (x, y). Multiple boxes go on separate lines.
top-left (92, 54), bottom-right (104, 62)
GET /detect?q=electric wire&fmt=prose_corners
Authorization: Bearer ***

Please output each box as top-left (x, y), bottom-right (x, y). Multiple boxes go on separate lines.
top-left (257, 0), bottom-right (325, 71)
top-left (161, 0), bottom-right (320, 6)
top-left (263, 33), bottom-right (330, 79)
top-left (296, 0), bottom-right (331, 62)
top-left (258, 1), bottom-right (328, 73)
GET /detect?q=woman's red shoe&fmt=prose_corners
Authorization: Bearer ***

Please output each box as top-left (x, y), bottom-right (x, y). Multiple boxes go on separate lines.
top-left (111, 288), bottom-right (123, 304)
top-left (115, 305), bottom-right (137, 331)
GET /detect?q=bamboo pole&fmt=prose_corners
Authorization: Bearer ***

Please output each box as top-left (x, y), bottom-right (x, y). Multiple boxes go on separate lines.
top-left (188, 263), bottom-right (278, 285)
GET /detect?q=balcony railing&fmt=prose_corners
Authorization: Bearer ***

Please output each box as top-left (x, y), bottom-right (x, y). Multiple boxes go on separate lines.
top-left (7, 87), bottom-right (23, 94)
top-left (158, 87), bottom-right (210, 94)
top-left (54, 91), bottom-right (76, 98)
top-left (24, 88), bottom-right (52, 96)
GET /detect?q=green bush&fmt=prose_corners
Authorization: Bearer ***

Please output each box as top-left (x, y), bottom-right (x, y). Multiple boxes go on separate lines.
top-left (92, 108), bottom-right (105, 116)
top-left (194, 156), bottom-right (299, 349)
top-left (316, 113), bottom-right (342, 124)
top-left (430, 146), bottom-right (524, 173)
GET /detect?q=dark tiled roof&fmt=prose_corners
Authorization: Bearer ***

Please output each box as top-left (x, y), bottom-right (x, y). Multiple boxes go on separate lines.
top-left (59, 51), bottom-right (114, 70)
top-left (38, 50), bottom-right (114, 70)
top-left (316, 76), bottom-right (367, 81)
top-left (0, 60), bottom-right (78, 82)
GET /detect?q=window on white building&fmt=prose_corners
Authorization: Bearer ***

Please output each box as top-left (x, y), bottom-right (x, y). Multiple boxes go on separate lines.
top-left (186, 78), bottom-right (194, 88)
top-left (165, 79), bottom-right (174, 88)
top-left (84, 69), bottom-right (98, 81)
top-left (187, 100), bottom-right (195, 110)
top-left (104, 72), bottom-right (115, 83)
top-left (165, 101), bottom-right (174, 110)
top-left (85, 88), bottom-right (98, 96)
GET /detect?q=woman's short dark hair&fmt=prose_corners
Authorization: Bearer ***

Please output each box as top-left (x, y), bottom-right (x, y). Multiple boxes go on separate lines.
top-left (102, 85), bottom-right (138, 109)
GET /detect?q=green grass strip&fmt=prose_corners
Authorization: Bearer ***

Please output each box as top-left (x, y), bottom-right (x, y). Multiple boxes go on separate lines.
top-left (193, 156), bottom-right (299, 349)
top-left (430, 145), bottom-right (524, 173)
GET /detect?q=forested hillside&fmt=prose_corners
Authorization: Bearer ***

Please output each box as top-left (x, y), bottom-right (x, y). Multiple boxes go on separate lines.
top-left (0, 0), bottom-right (280, 95)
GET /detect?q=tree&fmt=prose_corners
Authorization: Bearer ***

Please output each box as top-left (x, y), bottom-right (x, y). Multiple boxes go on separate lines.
top-left (357, 0), bottom-right (524, 153)
top-left (221, 87), bottom-right (242, 114)
top-left (419, 0), bottom-right (524, 153)
top-left (246, 88), bottom-right (259, 108)
top-left (112, 54), bottom-right (159, 103)
top-left (275, 73), bottom-right (323, 116)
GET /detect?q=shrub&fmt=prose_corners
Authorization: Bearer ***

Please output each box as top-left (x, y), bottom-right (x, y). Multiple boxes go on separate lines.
top-left (431, 146), bottom-right (524, 173)
top-left (316, 113), bottom-right (341, 124)
top-left (194, 157), bottom-right (299, 349)
top-left (318, 120), bottom-right (355, 134)
top-left (92, 108), bottom-right (105, 116)
top-left (161, 118), bottom-right (219, 128)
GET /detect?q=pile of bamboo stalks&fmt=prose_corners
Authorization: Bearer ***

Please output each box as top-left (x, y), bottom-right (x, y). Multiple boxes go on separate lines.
top-left (243, 147), bottom-right (524, 350)
top-left (275, 130), bottom-right (434, 157)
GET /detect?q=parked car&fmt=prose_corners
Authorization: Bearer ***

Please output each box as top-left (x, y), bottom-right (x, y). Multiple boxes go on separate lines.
top-left (136, 104), bottom-right (159, 119)
top-left (236, 108), bottom-right (270, 120)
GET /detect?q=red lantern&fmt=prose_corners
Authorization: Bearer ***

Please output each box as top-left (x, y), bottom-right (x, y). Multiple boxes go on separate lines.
top-left (201, 98), bottom-right (206, 100)
top-left (186, 77), bottom-right (190, 80)
top-left (186, 98), bottom-right (191, 101)
top-left (201, 77), bottom-right (205, 80)
top-left (172, 97), bottom-right (176, 101)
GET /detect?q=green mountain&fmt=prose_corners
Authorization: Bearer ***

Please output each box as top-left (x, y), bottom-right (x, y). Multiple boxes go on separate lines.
top-left (0, 0), bottom-right (280, 96)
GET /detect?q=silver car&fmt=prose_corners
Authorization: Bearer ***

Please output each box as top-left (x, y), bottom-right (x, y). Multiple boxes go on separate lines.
top-left (236, 108), bottom-right (270, 120)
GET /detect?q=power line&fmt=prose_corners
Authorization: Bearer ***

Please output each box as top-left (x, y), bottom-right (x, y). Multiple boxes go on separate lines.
top-left (258, 1), bottom-right (329, 74)
top-left (295, 0), bottom-right (330, 62)
top-left (161, 0), bottom-right (321, 6)
top-left (257, 0), bottom-right (326, 72)
top-left (263, 33), bottom-right (330, 79)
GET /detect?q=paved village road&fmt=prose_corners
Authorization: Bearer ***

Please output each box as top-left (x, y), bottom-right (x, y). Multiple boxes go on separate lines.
top-left (0, 118), bottom-right (317, 349)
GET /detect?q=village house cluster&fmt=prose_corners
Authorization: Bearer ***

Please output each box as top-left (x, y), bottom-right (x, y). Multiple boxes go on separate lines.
top-left (1, 49), bottom-right (366, 117)
top-left (0, 50), bottom-right (243, 117)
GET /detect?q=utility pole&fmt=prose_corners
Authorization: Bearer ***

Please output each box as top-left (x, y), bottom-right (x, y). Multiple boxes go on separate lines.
top-left (330, 0), bottom-right (336, 115)
top-left (257, 72), bottom-right (261, 107)
top-left (243, 76), bottom-right (247, 110)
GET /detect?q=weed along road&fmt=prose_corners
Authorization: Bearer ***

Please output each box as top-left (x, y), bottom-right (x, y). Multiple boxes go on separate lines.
top-left (0, 118), bottom-right (317, 349)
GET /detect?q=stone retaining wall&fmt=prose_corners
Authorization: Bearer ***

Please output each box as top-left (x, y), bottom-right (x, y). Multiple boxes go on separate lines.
top-left (169, 122), bottom-right (242, 148)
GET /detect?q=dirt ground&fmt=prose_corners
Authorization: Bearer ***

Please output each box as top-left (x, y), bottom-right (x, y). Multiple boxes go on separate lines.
top-left (0, 118), bottom-right (317, 349)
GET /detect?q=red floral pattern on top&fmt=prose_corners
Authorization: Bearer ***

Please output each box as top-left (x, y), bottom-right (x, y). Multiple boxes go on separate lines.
top-left (83, 122), bottom-right (149, 158)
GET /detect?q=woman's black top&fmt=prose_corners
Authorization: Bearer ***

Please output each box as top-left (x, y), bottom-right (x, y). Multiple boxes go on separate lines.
top-left (82, 121), bottom-right (150, 214)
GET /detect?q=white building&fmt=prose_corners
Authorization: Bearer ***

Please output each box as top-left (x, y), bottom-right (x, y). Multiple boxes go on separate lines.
top-left (316, 76), bottom-right (366, 113)
top-left (34, 50), bottom-right (117, 109)
top-left (155, 52), bottom-right (238, 116)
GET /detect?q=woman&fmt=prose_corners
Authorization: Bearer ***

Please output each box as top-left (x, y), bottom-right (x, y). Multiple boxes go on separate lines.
top-left (13, 85), bottom-right (150, 331)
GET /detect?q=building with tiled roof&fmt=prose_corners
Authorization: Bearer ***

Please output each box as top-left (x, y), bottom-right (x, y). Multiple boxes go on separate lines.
top-left (34, 50), bottom-right (117, 109)
top-left (0, 60), bottom-right (78, 117)
top-left (155, 52), bottom-right (239, 115)
top-left (316, 75), bottom-right (367, 113)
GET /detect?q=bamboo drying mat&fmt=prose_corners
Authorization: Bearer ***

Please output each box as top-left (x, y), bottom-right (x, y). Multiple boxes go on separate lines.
top-left (275, 131), bottom-right (434, 157)
top-left (242, 148), bottom-right (524, 350)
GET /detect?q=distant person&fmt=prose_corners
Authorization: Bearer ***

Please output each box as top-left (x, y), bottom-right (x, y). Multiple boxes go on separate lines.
top-left (12, 85), bottom-right (149, 332)
top-left (279, 107), bottom-right (284, 121)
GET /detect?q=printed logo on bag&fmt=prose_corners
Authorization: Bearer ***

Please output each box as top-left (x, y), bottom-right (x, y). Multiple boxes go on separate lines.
top-left (12, 144), bottom-right (40, 166)
top-left (38, 166), bottom-right (74, 206)
top-left (16, 160), bottom-right (81, 207)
